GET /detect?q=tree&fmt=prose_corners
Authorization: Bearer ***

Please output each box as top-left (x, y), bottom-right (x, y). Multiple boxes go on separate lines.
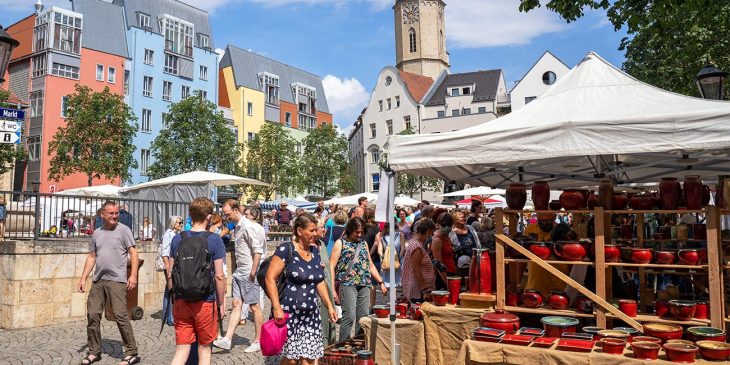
top-left (0, 89), bottom-right (26, 176)
top-left (518, 1), bottom-right (730, 98)
top-left (48, 85), bottom-right (137, 186)
top-left (147, 91), bottom-right (241, 179)
top-left (301, 124), bottom-right (349, 198)
top-left (244, 122), bottom-right (301, 200)
top-left (385, 127), bottom-right (443, 197)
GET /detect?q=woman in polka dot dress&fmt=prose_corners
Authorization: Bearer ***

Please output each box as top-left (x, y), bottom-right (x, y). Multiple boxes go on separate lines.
top-left (265, 213), bottom-right (338, 365)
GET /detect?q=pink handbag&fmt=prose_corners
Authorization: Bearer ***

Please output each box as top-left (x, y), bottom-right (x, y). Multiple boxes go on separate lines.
top-left (261, 313), bottom-right (289, 356)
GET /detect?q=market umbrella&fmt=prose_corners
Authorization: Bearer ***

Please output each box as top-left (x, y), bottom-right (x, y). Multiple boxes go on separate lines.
top-left (440, 186), bottom-right (506, 197)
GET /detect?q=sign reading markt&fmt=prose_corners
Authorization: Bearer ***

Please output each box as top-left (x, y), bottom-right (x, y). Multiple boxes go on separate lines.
top-left (0, 107), bottom-right (23, 144)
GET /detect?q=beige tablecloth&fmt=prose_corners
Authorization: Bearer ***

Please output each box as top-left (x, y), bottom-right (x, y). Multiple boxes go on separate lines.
top-left (458, 339), bottom-right (719, 365)
top-left (420, 302), bottom-right (485, 365)
top-left (359, 315), bottom-right (426, 365)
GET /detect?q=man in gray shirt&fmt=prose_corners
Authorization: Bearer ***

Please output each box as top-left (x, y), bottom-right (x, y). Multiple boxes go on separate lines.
top-left (77, 201), bottom-right (140, 365)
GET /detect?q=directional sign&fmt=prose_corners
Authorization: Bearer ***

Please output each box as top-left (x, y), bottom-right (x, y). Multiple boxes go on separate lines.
top-left (0, 120), bottom-right (21, 132)
top-left (0, 131), bottom-right (21, 144)
top-left (0, 108), bottom-right (24, 120)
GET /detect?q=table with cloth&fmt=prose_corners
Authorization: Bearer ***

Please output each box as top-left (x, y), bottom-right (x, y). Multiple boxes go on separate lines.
top-left (359, 315), bottom-right (426, 365)
top-left (457, 339), bottom-right (720, 365)
top-left (420, 302), bottom-right (485, 365)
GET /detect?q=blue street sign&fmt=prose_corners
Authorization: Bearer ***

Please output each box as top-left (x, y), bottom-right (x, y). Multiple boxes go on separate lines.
top-left (0, 131), bottom-right (21, 144)
top-left (0, 108), bottom-right (25, 120)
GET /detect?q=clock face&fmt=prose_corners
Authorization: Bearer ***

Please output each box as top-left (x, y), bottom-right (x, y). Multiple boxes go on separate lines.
top-left (402, 3), bottom-right (419, 24)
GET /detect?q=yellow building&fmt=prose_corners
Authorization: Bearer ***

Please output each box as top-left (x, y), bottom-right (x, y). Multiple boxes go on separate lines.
top-left (218, 64), bottom-right (265, 153)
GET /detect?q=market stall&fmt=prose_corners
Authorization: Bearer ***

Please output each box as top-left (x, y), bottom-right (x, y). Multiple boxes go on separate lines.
top-left (359, 315), bottom-right (426, 365)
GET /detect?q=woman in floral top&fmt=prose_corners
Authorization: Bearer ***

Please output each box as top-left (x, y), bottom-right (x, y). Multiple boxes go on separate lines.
top-left (330, 217), bottom-right (387, 340)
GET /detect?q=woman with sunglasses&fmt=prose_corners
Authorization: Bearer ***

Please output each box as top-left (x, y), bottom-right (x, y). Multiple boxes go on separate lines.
top-left (161, 216), bottom-right (183, 326)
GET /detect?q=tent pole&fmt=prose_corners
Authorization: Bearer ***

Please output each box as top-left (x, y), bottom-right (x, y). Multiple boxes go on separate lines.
top-left (387, 170), bottom-right (399, 365)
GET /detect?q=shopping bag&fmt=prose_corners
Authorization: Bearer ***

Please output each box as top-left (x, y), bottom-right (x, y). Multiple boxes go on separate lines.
top-left (261, 313), bottom-right (289, 356)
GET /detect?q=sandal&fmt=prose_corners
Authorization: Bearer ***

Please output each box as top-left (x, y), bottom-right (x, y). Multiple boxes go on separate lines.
top-left (119, 355), bottom-right (141, 365)
top-left (80, 355), bottom-right (101, 365)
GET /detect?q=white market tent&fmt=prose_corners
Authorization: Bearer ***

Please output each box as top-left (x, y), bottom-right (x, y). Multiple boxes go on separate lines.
top-left (440, 186), bottom-right (506, 197)
top-left (59, 184), bottom-right (122, 198)
top-left (388, 52), bottom-right (730, 189)
top-left (394, 195), bottom-right (421, 207)
top-left (324, 192), bottom-right (378, 206)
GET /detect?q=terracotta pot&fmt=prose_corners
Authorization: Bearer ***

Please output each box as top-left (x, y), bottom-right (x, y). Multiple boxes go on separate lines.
top-left (541, 316), bottom-right (579, 338)
top-left (395, 303), bottom-right (408, 317)
top-left (696, 341), bottom-right (730, 361)
top-left (663, 343), bottom-right (699, 363)
top-left (532, 181), bottom-right (550, 210)
top-left (598, 178), bottom-right (614, 209)
top-left (629, 194), bottom-right (658, 210)
top-left (684, 175), bottom-right (704, 209)
top-left (553, 241), bottom-right (587, 261)
top-left (528, 242), bottom-right (551, 260)
top-left (632, 336), bottom-right (662, 345)
top-left (506, 291), bottom-right (520, 307)
top-left (669, 300), bottom-right (696, 321)
top-left (659, 177), bottom-right (682, 209)
top-left (600, 338), bottom-right (626, 355)
top-left (619, 299), bottom-right (638, 317)
top-left (373, 305), bottom-right (389, 318)
top-left (587, 194), bottom-right (599, 209)
top-left (447, 277), bottom-right (461, 305)
top-left (614, 327), bottom-right (640, 342)
top-left (604, 244), bottom-right (621, 262)
top-left (468, 248), bottom-right (492, 294)
top-left (506, 183), bottom-right (527, 210)
top-left (693, 301), bottom-right (709, 320)
top-left (409, 303), bottom-right (423, 320)
top-left (559, 189), bottom-right (585, 210)
top-left (612, 192), bottom-right (629, 210)
top-left (548, 291), bottom-right (570, 310)
top-left (693, 224), bottom-right (707, 240)
top-left (630, 248), bottom-right (653, 264)
top-left (678, 249), bottom-right (700, 265)
top-left (480, 309), bottom-right (520, 334)
top-left (631, 342), bottom-right (661, 360)
top-left (655, 299), bottom-right (670, 318)
top-left (687, 326), bottom-right (726, 342)
top-left (582, 326), bottom-right (605, 337)
top-left (654, 250), bottom-right (676, 264)
top-left (575, 295), bottom-right (594, 314)
top-left (521, 289), bottom-right (543, 308)
top-left (431, 290), bottom-right (449, 306)
top-left (548, 200), bottom-right (562, 210)
top-left (578, 190), bottom-right (590, 208)
top-left (596, 329), bottom-right (630, 342)
top-left (643, 323), bottom-right (684, 342)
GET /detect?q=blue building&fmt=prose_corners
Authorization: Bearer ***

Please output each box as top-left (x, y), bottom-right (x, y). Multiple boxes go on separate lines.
top-left (112, 0), bottom-right (218, 184)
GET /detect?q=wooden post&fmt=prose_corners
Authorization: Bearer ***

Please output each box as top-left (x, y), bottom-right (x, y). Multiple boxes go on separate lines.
top-left (636, 214), bottom-right (648, 313)
top-left (507, 212), bottom-right (521, 289)
top-left (495, 208), bottom-right (505, 310)
top-left (706, 206), bottom-right (723, 328)
top-left (594, 207), bottom-right (607, 328)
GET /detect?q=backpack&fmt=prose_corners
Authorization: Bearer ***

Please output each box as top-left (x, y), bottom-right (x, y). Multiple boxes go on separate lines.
top-left (257, 242), bottom-right (293, 301)
top-left (171, 231), bottom-right (214, 302)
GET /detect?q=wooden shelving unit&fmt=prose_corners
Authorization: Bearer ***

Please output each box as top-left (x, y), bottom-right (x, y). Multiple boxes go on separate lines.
top-left (503, 305), bottom-right (594, 318)
top-left (605, 312), bottom-right (711, 326)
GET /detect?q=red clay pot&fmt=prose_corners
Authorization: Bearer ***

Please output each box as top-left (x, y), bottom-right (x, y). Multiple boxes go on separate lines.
top-left (600, 338), bottom-right (626, 355)
top-left (687, 326), bottom-right (726, 342)
top-left (468, 248), bottom-right (492, 295)
top-left (669, 300), bottom-right (696, 321)
top-left (684, 175), bottom-right (704, 210)
top-left (532, 181), bottom-right (550, 210)
top-left (630, 248), bottom-right (653, 264)
top-left (559, 190), bottom-right (585, 210)
top-left (447, 277), bottom-right (461, 305)
top-left (604, 244), bottom-right (621, 262)
top-left (373, 305), bottom-right (389, 318)
top-left (643, 323), bottom-right (683, 342)
top-left (506, 183), bottom-right (527, 210)
top-left (693, 301), bottom-right (709, 320)
top-left (663, 343), bottom-right (699, 363)
top-left (587, 194), bottom-right (599, 209)
top-left (506, 291), bottom-right (520, 307)
top-left (553, 241), bottom-right (587, 261)
top-left (654, 250), bottom-right (676, 264)
top-left (629, 194), bottom-right (658, 210)
top-left (548, 291), bottom-right (570, 310)
top-left (678, 249), bottom-right (700, 265)
top-left (655, 300), bottom-right (671, 318)
top-left (395, 303), bottom-right (408, 317)
top-left (696, 341), bottom-right (730, 361)
top-left (619, 299), bottom-right (638, 317)
top-left (528, 242), bottom-right (551, 260)
top-left (631, 342), bottom-right (661, 360)
top-left (632, 336), bottom-right (662, 345)
top-left (612, 192), bottom-right (629, 210)
top-left (480, 309), bottom-right (520, 334)
top-left (521, 289), bottom-right (543, 308)
top-left (431, 290), bottom-right (449, 306)
top-left (659, 177), bottom-right (682, 209)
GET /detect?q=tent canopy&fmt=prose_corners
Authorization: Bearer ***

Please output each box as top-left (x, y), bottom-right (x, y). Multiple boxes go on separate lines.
top-left (260, 198), bottom-right (317, 211)
top-left (388, 52), bottom-right (730, 188)
top-left (58, 184), bottom-right (121, 198)
top-left (440, 186), bottom-right (506, 197)
top-left (324, 193), bottom-right (378, 206)
top-left (394, 196), bottom-right (421, 207)
top-left (121, 171), bottom-right (269, 192)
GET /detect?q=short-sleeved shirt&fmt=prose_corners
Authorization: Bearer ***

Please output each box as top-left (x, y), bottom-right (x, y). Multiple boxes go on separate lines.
top-left (276, 209), bottom-right (293, 225)
top-left (234, 217), bottom-right (266, 275)
top-left (170, 230), bottom-right (226, 302)
top-left (161, 229), bottom-right (176, 258)
top-left (275, 243), bottom-right (325, 311)
top-left (90, 223), bottom-right (136, 283)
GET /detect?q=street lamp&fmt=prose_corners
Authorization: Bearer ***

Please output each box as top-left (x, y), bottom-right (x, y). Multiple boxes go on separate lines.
top-left (696, 62), bottom-right (728, 100)
top-left (0, 25), bottom-right (20, 84)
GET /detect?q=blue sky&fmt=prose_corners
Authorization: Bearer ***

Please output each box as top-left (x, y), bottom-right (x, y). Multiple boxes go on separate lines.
top-left (2, 0), bottom-right (628, 131)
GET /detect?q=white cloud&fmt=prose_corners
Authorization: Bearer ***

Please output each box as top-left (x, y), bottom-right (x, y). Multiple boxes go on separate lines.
top-left (322, 75), bottom-right (369, 128)
top-left (446, 0), bottom-right (566, 48)
top-left (215, 47), bottom-right (225, 64)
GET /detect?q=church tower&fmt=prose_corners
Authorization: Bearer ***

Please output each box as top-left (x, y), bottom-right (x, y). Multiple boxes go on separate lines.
top-left (394, 0), bottom-right (450, 80)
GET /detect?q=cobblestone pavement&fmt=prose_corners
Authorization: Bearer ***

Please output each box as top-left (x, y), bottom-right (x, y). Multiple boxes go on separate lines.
top-left (0, 303), bottom-right (268, 365)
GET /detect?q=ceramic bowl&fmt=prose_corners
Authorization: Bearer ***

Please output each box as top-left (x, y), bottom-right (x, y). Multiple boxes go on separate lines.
top-left (687, 326), bottom-right (727, 342)
top-left (642, 323), bottom-right (683, 342)
top-left (696, 341), bottom-right (730, 361)
top-left (631, 341), bottom-right (661, 360)
top-left (599, 338), bottom-right (626, 355)
top-left (431, 290), bottom-right (450, 306)
top-left (373, 305), bottom-right (389, 318)
top-left (663, 343), bottom-right (699, 363)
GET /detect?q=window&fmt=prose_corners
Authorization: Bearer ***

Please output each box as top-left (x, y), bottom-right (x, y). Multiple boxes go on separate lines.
top-left (197, 33), bottom-right (210, 49)
top-left (181, 85), bottom-right (190, 99)
top-left (162, 112), bottom-right (169, 126)
top-left (27, 136), bottom-right (41, 161)
top-left (144, 49), bottom-right (154, 65)
top-left (258, 72), bottom-right (280, 104)
top-left (451, 109), bottom-right (460, 117)
top-left (32, 54), bottom-right (47, 77)
top-left (462, 86), bottom-right (471, 95)
top-left (404, 115), bottom-right (411, 130)
top-left (462, 107), bottom-right (471, 115)
top-left (369, 123), bottom-right (376, 138)
top-left (386, 120), bottom-right (393, 135)
top-left (141, 109), bottom-right (151, 132)
top-left (33, 20), bottom-right (48, 52)
top-left (385, 76), bottom-right (392, 86)
top-left (247, 132), bottom-right (254, 141)
top-left (51, 63), bottom-right (79, 79)
top-left (395, 96), bottom-right (401, 108)
top-left (298, 114), bottom-right (316, 130)
top-left (371, 149), bottom-right (380, 164)
top-left (140, 149), bottom-right (151, 175)
top-left (372, 173), bottom-right (380, 192)
top-left (30, 91), bottom-right (44, 117)
top-left (525, 96), bottom-right (537, 104)
top-left (285, 112), bottom-right (292, 127)
top-left (108, 67), bottom-right (116, 84)
top-left (164, 54), bottom-right (179, 75)
top-left (199, 65), bottom-right (208, 81)
top-left (542, 71), bottom-right (557, 85)
top-left (162, 81), bottom-right (172, 101)
top-left (387, 98), bottom-right (392, 110)
top-left (247, 102), bottom-right (253, 116)
top-left (124, 70), bottom-right (130, 95)
top-left (60, 96), bottom-right (69, 118)
top-left (143, 76), bottom-right (153, 97)
top-left (96, 64), bottom-right (104, 81)
top-left (199, 90), bottom-right (208, 100)
top-left (451, 88), bottom-right (460, 96)
top-left (137, 12), bottom-right (150, 29)
top-left (409, 28), bottom-right (417, 53)
top-left (52, 12), bottom-right (82, 54)
top-left (378, 100), bottom-right (383, 112)
top-left (159, 16), bottom-right (194, 57)
top-left (437, 110), bottom-right (445, 118)
top-left (478, 106), bottom-right (487, 114)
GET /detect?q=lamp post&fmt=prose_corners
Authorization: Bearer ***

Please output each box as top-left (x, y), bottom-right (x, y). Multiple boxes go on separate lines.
top-left (696, 62), bottom-right (728, 100)
top-left (0, 25), bottom-right (20, 84)
top-left (31, 180), bottom-right (40, 239)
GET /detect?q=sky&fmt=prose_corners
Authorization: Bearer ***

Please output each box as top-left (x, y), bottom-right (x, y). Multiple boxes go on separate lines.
top-left (1, 0), bottom-right (628, 132)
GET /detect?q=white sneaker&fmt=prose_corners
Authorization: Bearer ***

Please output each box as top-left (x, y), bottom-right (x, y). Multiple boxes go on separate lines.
top-left (244, 342), bottom-right (261, 353)
top-left (213, 337), bottom-right (232, 350)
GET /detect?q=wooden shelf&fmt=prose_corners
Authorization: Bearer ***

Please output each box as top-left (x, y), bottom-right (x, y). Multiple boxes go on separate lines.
top-left (606, 312), bottom-right (711, 326)
top-left (621, 269), bottom-right (707, 276)
top-left (504, 258), bottom-right (594, 266)
top-left (606, 209), bottom-right (706, 214)
top-left (504, 209), bottom-right (594, 214)
top-left (504, 305), bottom-right (595, 318)
top-left (605, 262), bottom-right (707, 269)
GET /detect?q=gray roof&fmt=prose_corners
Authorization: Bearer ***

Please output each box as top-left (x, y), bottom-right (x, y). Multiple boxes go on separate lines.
top-left (424, 69), bottom-right (502, 106)
top-left (112, 0), bottom-right (214, 49)
top-left (71, 0), bottom-right (129, 58)
top-left (220, 45), bottom-right (330, 113)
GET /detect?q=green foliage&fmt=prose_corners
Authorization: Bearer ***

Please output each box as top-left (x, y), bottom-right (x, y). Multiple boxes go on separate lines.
top-left (388, 127), bottom-right (443, 197)
top-left (244, 122), bottom-right (302, 200)
top-left (47, 85), bottom-right (137, 186)
top-left (339, 164), bottom-right (356, 195)
top-left (148, 91), bottom-right (242, 180)
top-left (519, 1), bottom-right (730, 98)
top-left (301, 124), bottom-right (349, 199)
top-left (0, 89), bottom-right (26, 176)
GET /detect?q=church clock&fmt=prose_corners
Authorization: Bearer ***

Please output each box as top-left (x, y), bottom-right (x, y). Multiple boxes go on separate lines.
top-left (402, 3), bottom-right (419, 24)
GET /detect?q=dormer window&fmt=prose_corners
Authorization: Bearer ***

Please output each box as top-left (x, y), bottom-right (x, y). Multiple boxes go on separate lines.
top-left (259, 72), bottom-right (280, 105)
top-left (197, 33), bottom-right (210, 49)
top-left (137, 12), bottom-right (150, 29)
top-left (159, 15), bottom-right (194, 57)
top-left (450, 88), bottom-right (460, 96)
top-left (462, 86), bottom-right (471, 95)
top-left (292, 82), bottom-right (317, 115)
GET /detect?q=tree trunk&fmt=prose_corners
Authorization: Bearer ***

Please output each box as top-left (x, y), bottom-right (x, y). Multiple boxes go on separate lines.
top-left (87, 174), bottom-right (93, 187)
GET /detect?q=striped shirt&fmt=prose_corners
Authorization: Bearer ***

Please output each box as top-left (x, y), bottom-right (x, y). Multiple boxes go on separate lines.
top-left (402, 238), bottom-right (435, 300)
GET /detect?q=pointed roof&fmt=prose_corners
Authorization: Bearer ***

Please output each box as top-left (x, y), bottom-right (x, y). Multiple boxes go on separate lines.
top-left (424, 69), bottom-right (503, 106)
top-left (399, 71), bottom-right (434, 103)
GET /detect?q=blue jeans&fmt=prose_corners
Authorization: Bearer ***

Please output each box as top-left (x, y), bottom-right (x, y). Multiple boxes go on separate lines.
top-left (162, 287), bottom-right (174, 326)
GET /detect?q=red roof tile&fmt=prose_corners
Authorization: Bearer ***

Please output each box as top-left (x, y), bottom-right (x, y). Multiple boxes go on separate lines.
top-left (399, 71), bottom-right (434, 102)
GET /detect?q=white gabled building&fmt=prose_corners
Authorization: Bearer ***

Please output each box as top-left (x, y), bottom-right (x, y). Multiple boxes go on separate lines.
top-left (510, 51), bottom-right (571, 111)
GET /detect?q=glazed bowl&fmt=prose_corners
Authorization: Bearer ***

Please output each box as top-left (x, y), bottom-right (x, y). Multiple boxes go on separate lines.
top-left (632, 336), bottom-right (662, 345)
top-left (669, 300), bottom-right (696, 321)
top-left (631, 341), bottom-right (661, 360)
top-left (599, 338), bottom-right (626, 355)
top-left (630, 248), bottom-right (653, 264)
top-left (541, 316), bottom-right (579, 338)
top-left (696, 341), bottom-right (730, 361)
top-left (643, 323), bottom-right (684, 342)
top-left (373, 305), bottom-right (389, 318)
top-left (666, 339), bottom-right (695, 346)
top-left (431, 290), bottom-right (450, 306)
top-left (597, 329), bottom-right (630, 341)
top-left (582, 326), bottom-right (605, 337)
top-left (687, 326), bottom-right (727, 342)
top-left (663, 343), bottom-right (699, 363)
top-left (614, 327), bottom-right (640, 342)
top-left (654, 250), bottom-right (676, 264)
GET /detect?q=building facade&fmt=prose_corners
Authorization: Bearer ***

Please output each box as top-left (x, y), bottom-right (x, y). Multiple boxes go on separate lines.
top-left (510, 51), bottom-right (571, 111)
top-left (394, 0), bottom-right (449, 80)
top-left (112, 0), bottom-right (219, 185)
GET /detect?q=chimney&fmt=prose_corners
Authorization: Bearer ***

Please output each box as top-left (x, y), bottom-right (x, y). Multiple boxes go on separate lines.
top-left (35, 0), bottom-right (44, 15)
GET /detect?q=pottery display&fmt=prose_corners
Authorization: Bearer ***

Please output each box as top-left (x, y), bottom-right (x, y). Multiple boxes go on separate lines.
top-left (604, 244), bottom-right (621, 262)
top-left (663, 343), bottom-right (699, 363)
top-left (506, 183), bottom-right (527, 210)
top-left (669, 300), bottom-right (696, 321)
top-left (409, 303), bottom-right (423, 320)
top-left (548, 291), bottom-right (570, 310)
top-left (574, 295), bottom-right (594, 313)
top-left (541, 316), bottom-right (579, 338)
top-left (687, 326), bottom-right (726, 342)
top-left (618, 299), bottom-right (638, 317)
top-left (480, 309), bottom-right (520, 334)
top-left (632, 336), bottom-right (662, 345)
top-left (612, 192), bottom-right (629, 210)
top-left (629, 194), bottom-right (658, 210)
top-left (643, 323), bottom-right (683, 342)
top-left (532, 181), bottom-right (550, 210)
top-left (693, 301), bottom-right (709, 320)
top-left (559, 190), bottom-right (585, 210)
top-left (548, 200), bottom-right (562, 210)
top-left (431, 290), bottom-right (449, 306)
top-left (696, 341), bottom-right (730, 361)
top-left (599, 338), bottom-right (626, 355)
top-left (553, 241), bottom-right (587, 261)
top-left (654, 299), bottom-right (670, 317)
top-left (521, 289), bottom-right (543, 308)
top-left (395, 302), bottom-right (408, 317)
top-left (506, 291), bottom-right (520, 307)
top-left (654, 250), bottom-right (676, 265)
top-left (598, 178), bottom-right (614, 209)
top-left (659, 177), bottom-right (682, 209)
top-left (631, 342), bottom-right (661, 360)
top-left (528, 242), bottom-right (551, 260)
top-left (630, 248), bottom-right (653, 264)
top-left (614, 327), bottom-right (640, 342)
top-left (468, 248), bottom-right (492, 294)
top-left (678, 249), bottom-right (700, 265)
top-left (373, 305), bottom-right (389, 318)
top-left (447, 277), bottom-right (461, 305)
top-left (597, 329), bottom-right (630, 341)
top-left (684, 175), bottom-right (704, 209)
